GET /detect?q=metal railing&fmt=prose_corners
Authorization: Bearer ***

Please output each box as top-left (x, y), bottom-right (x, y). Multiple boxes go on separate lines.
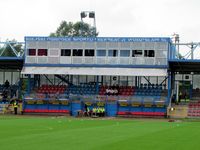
top-left (23, 93), bottom-right (168, 106)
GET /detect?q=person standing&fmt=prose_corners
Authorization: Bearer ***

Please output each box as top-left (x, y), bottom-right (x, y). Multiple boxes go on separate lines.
top-left (13, 100), bottom-right (18, 115)
top-left (4, 80), bottom-right (10, 89)
top-left (84, 104), bottom-right (88, 116)
top-left (92, 107), bottom-right (96, 116)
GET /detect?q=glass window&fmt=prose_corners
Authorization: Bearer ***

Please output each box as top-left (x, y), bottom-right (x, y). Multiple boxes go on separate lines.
top-left (97, 50), bottom-right (106, 56)
top-left (61, 49), bottom-right (71, 56)
top-left (108, 50), bottom-right (118, 57)
top-left (120, 50), bottom-right (130, 57)
top-left (85, 49), bottom-right (95, 57)
top-left (73, 49), bottom-right (83, 56)
top-left (144, 50), bottom-right (155, 57)
top-left (132, 50), bottom-right (142, 57)
top-left (28, 49), bottom-right (36, 56)
top-left (38, 49), bottom-right (48, 56)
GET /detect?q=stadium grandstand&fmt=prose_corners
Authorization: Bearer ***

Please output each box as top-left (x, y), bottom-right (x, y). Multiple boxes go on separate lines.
top-left (0, 36), bottom-right (200, 118)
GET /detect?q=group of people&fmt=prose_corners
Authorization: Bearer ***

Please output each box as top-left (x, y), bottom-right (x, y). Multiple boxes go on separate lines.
top-left (171, 91), bottom-right (188, 104)
top-left (1, 80), bottom-right (17, 102)
top-left (84, 104), bottom-right (105, 117)
top-left (1, 80), bottom-right (10, 102)
top-left (105, 85), bottom-right (119, 96)
top-left (1, 80), bottom-right (19, 115)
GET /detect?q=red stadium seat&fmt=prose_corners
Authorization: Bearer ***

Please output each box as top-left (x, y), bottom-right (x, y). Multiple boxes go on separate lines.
top-left (117, 111), bottom-right (128, 115)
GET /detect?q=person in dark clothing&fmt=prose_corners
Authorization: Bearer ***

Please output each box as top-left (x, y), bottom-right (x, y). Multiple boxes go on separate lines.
top-left (85, 104), bottom-right (88, 111)
top-left (2, 90), bottom-right (8, 102)
top-left (84, 104), bottom-right (88, 116)
top-left (4, 80), bottom-right (10, 89)
top-left (10, 87), bottom-right (15, 98)
top-left (172, 94), bottom-right (176, 103)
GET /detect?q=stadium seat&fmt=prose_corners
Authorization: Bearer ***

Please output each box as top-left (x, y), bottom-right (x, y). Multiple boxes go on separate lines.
top-left (37, 84), bottom-right (67, 95)
top-left (117, 111), bottom-right (129, 115)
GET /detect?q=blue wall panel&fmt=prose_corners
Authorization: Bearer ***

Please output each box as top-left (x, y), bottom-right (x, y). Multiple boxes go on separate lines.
top-left (118, 106), bottom-right (130, 112)
top-left (71, 102), bottom-right (82, 116)
top-left (130, 107), bottom-right (142, 112)
top-left (106, 102), bottom-right (117, 117)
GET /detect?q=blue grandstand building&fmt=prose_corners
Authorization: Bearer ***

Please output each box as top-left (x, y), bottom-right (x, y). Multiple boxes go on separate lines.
top-left (19, 36), bottom-right (173, 117)
top-left (2, 36), bottom-right (200, 118)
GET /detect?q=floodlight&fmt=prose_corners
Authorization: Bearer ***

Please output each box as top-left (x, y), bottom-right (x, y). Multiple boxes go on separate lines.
top-left (80, 11), bottom-right (97, 37)
top-left (89, 12), bottom-right (95, 18)
top-left (81, 12), bottom-right (87, 18)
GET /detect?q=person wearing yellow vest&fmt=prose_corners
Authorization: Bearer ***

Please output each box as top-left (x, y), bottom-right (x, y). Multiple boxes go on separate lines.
top-left (13, 100), bottom-right (18, 115)
top-left (92, 107), bottom-right (97, 116)
top-left (102, 107), bottom-right (105, 117)
top-left (97, 107), bottom-right (101, 117)
top-left (100, 107), bottom-right (103, 117)
top-left (87, 107), bottom-right (91, 117)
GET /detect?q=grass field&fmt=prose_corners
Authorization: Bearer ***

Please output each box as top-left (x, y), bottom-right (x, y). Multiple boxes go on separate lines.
top-left (0, 116), bottom-right (200, 150)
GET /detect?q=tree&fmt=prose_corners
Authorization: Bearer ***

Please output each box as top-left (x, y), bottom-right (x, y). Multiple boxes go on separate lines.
top-left (50, 21), bottom-right (98, 37)
top-left (0, 39), bottom-right (23, 57)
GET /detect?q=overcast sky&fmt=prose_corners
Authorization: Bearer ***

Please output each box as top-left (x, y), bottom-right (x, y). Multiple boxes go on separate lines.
top-left (0, 0), bottom-right (200, 43)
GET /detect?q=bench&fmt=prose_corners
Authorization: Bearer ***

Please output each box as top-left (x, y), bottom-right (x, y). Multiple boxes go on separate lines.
top-left (23, 109), bottom-right (70, 114)
top-left (117, 111), bottom-right (165, 117)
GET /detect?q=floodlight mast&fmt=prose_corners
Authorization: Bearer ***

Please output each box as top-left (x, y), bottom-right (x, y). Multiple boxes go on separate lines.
top-left (80, 11), bottom-right (96, 37)
top-left (173, 33), bottom-right (180, 58)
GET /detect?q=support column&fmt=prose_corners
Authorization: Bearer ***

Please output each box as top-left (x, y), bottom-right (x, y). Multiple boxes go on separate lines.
top-left (171, 72), bottom-right (175, 105)
top-left (78, 75), bottom-right (80, 85)
top-left (191, 44), bottom-right (194, 60)
top-left (3, 71), bottom-right (5, 83)
top-left (167, 71), bottom-right (172, 106)
top-left (135, 76), bottom-right (137, 88)
top-left (176, 81), bottom-right (179, 103)
top-left (18, 78), bottom-right (22, 99)
top-left (11, 72), bottom-right (13, 85)
top-left (27, 74), bottom-right (31, 95)
top-left (38, 75), bottom-right (41, 88)
top-left (71, 75), bottom-right (73, 84)
top-left (96, 76), bottom-right (99, 94)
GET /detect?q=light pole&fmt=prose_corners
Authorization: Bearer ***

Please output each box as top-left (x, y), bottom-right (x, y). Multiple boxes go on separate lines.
top-left (173, 33), bottom-right (180, 59)
top-left (80, 11), bottom-right (96, 37)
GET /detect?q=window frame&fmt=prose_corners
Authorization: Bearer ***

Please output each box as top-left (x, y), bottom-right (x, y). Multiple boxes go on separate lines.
top-left (73, 49), bottom-right (83, 56)
top-left (37, 49), bottom-right (48, 56)
top-left (85, 49), bottom-right (95, 57)
top-left (144, 50), bottom-right (155, 57)
top-left (61, 49), bottom-right (71, 56)
top-left (96, 50), bottom-right (106, 57)
top-left (120, 50), bottom-right (130, 57)
top-left (28, 49), bottom-right (36, 56)
top-left (108, 49), bottom-right (118, 57)
top-left (132, 50), bottom-right (143, 57)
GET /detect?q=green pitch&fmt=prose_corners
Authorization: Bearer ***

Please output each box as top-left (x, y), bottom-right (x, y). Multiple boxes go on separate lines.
top-left (0, 116), bottom-right (200, 150)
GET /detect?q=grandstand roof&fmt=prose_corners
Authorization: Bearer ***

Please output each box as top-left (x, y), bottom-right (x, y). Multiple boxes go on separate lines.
top-left (0, 57), bottom-right (24, 70)
top-left (21, 66), bottom-right (167, 76)
top-left (169, 59), bottom-right (200, 72)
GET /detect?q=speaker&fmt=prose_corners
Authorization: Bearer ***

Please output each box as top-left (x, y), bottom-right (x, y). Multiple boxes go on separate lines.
top-left (112, 76), bottom-right (117, 81)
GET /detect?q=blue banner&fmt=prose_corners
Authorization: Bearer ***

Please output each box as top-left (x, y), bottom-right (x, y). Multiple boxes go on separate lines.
top-left (25, 36), bottom-right (170, 42)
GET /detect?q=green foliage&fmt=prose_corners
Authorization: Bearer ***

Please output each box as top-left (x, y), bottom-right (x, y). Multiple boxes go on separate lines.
top-left (0, 39), bottom-right (23, 57)
top-left (50, 21), bottom-right (98, 37)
